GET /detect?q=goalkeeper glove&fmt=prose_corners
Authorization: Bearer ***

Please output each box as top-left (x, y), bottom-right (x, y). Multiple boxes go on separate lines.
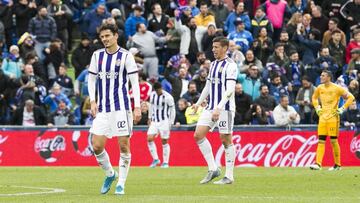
top-left (336, 106), bottom-right (345, 115)
top-left (315, 106), bottom-right (323, 116)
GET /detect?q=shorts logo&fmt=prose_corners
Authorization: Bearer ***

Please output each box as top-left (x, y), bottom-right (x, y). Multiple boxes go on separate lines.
top-left (117, 121), bottom-right (126, 128)
top-left (219, 121), bottom-right (227, 127)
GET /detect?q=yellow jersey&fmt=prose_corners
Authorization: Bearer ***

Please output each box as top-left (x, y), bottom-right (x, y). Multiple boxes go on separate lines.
top-left (312, 83), bottom-right (346, 121)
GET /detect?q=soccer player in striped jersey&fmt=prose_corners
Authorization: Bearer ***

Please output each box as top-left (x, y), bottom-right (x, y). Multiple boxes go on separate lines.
top-left (192, 36), bottom-right (238, 185)
top-left (88, 23), bottom-right (141, 196)
top-left (147, 82), bottom-right (176, 168)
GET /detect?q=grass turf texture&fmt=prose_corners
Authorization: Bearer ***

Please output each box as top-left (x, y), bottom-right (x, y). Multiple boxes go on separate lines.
top-left (0, 167), bottom-right (359, 202)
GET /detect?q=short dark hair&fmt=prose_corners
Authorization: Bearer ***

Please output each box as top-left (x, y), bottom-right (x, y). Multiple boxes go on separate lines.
top-left (196, 52), bottom-right (205, 57)
top-left (260, 84), bottom-right (268, 91)
top-left (98, 23), bottom-right (118, 35)
top-left (322, 70), bottom-right (333, 80)
top-left (280, 95), bottom-right (289, 100)
top-left (200, 1), bottom-right (208, 7)
top-left (329, 17), bottom-right (339, 25)
top-left (289, 50), bottom-right (298, 56)
top-left (301, 75), bottom-right (311, 82)
top-left (134, 5), bottom-right (143, 11)
top-left (153, 82), bottom-right (162, 90)
top-left (151, 3), bottom-right (160, 11)
top-left (310, 29), bottom-right (321, 41)
top-left (136, 23), bottom-right (144, 32)
top-left (212, 36), bottom-right (229, 47)
top-left (188, 81), bottom-right (197, 88)
top-left (274, 43), bottom-right (284, 49)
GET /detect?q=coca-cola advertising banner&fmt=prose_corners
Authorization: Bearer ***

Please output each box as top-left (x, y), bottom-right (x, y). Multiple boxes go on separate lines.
top-left (0, 129), bottom-right (359, 167)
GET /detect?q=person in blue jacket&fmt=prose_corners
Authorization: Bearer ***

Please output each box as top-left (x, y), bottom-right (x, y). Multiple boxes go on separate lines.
top-left (227, 17), bottom-right (253, 54)
top-left (224, 1), bottom-right (251, 34)
top-left (124, 6), bottom-right (147, 39)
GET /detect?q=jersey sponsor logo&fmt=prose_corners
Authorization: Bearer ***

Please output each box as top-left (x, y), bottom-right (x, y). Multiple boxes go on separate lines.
top-left (117, 121), bottom-right (126, 128)
top-left (97, 71), bottom-right (119, 79)
top-left (219, 121), bottom-right (227, 127)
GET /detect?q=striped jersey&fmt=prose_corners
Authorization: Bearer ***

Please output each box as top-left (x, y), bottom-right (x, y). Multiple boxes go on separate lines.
top-left (206, 57), bottom-right (238, 111)
top-left (88, 47), bottom-right (138, 113)
top-left (149, 91), bottom-right (175, 122)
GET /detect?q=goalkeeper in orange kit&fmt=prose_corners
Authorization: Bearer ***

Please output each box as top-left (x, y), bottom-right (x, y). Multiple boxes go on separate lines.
top-left (310, 70), bottom-right (355, 171)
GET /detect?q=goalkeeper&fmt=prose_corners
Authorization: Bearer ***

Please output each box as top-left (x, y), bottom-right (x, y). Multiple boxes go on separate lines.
top-left (310, 70), bottom-right (354, 171)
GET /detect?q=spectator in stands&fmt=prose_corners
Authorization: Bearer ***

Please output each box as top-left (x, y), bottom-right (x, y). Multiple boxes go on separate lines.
top-left (148, 3), bottom-right (169, 35)
top-left (74, 65), bottom-right (89, 97)
top-left (348, 79), bottom-right (360, 102)
top-left (0, 68), bottom-right (16, 124)
top-left (290, 0), bottom-right (305, 14)
top-left (28, 6), bottom-right (57, 61)
top-left (71, 33), bottom-right (92, 78)
top-left (269, 74), bottom-right (289, 104)
top-left (52, 63), bottom-right (73, 97)
top-left (24, 52), bottom-right (47, 87)
top-left (252, 27), bottom-right (273, 65)
top-left (273, 95), bottom-right (300, 126)
top-left (192, 68), bottom-right (208, 92)
top-left (0, 0), bottom-right (14, 49)
top-left (1, 45), bottom-right (23, 79)
top-left (228, 40), bottom-right (245, 69)
top-left (224, 1), bottom-right (251, 34)
top-left (328, 29), bottom-right (346, 70)
top-left (134, 101), bottom-right (148, 125)
top-left (310, 6), bottom-right (329, 40)
top-left (295, 76), bottom-right (315, 124)
top-left (209, 0), bottom-right (229, 29)
top-left (47, 0), bottom-right (73, 50)
top-left (194, 2), bottom-right (215, 27)
top-left (48, 99), bottom-right (75, 126)
top-left (234, 83), bottom-right (252, 124)
top-left (127, 23), bottom-right (166, 80)
top-left (111, 8), bottom-right (125, 31)
top-left (43, 83), bottom-right (71, 113)
top-left (175, 98), bottom-right (188, 127)
top-left (240, 49), bottom-right (263, 73)
top-left (0, 21), bottom-right (5, 53)
top-left (267, 42), bottom-right (289, 69)
top-left (201, 23), bottom-right (223, 61)
top-left (125, 6), bottom-right (147, 39)
top-left (15, 0), bottom-right (37, 37)
top-left (244, 104), bottom-right (268, 125)
top-left (285, 12), bottom-right (302, 40)
top-left (340, 0), bottom-right (360, 33)
top-left (313, 47), bottom-right (338, 82)
top-left (12, 99), bottom-right (47, 126)
top-left (237, 64), bottom-right (262, 100)
top-left (182, 81), bottom-right (200, 104)
top-left (16, 64), bottom-right (46, 107)
top-left (255, 84), bottom-right (277, 117)
top-left (129, 72), bottom-right (152, 108)
top-left (342, 101), bottom-right (360, 128)
top-left (190, 52), bottom-right (206, 75)
top-left (188, 0), bottom-right (199, 17)
top-left (44, 38), bottom-right (65, 83)
top-left (346, 29), bottom-right (360, 64)
top-left (164, 63), bottom-right (190, 101)
top-left (294, 27), bottom-right (321, 66)
top-left (322, 0), bottom-right (345, 24)
top-left (185, 97), bottom-right (205, 125)
top-left (261, 0), bottom-right (291, 42)
top-left (251, 7), bottom-right (273, 38)
top-left (18, 32), bottom-right (37, 61)
top-left (284, 50), bottom-right (304, 97)
top-left (82, 4), bottom-right (111, 39)
top-left (227, 17), bottom-right (253, 54)
top-left (279, 30), bottom-right (297, 57)
top-left (322, 18), bottom-right (346, 47)
top-left (343, 48), bottom-right (360, 85)
top-left (165, 18), bottom-right (181, 59)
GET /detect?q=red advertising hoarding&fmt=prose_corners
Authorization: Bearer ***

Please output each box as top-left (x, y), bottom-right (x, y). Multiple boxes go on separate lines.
top-left (0, 129), bottom-right (359, 167)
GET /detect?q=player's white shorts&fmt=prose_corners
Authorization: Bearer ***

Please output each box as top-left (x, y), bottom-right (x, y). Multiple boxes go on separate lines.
top-left (89, 110), bottom-right (133, 138)
top-left (197, 110), bottom-right (234, 134)
top-left (147, 121), bottom-right (171, 139)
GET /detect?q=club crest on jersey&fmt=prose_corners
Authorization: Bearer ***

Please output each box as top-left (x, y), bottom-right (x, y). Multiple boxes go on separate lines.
top-left (115, 59), bottom-right (121, 66)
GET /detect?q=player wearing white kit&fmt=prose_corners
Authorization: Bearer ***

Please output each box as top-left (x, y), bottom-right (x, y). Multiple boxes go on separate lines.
top-left (88, 23), bottom-right (141, 195)
top-left (192, 36), bottom-right (238, 184)
top-left (147, 82), bottom-right (176, 168)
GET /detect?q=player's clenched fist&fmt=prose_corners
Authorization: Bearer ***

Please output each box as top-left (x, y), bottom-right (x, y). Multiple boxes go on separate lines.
top-left (90, 101), bottom-right (98, 118)
top-left (133, 107), bottom-right (141, 123)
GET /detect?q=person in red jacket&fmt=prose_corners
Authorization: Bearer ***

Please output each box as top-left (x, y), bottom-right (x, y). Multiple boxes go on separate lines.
top-left (346, 29), bottom-right (360, 64)
top-left (130, 72), bottom-right (152, 109)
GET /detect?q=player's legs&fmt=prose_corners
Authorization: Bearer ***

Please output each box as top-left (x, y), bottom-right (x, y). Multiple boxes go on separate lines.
top-left (311, 135), bottom-right (326, 170)
top-left (329, 136), bottom-right (341, 170)
top-left (219, 133), bottom-right (235, 182)
top-left (194, 125), bottom-right (218, 171)
top-left (147, 134), bottom-right (160, 167)
top-left (115, 136), bottom-right (131, 195)
top-left (161, 138), bottom-right (170, 168)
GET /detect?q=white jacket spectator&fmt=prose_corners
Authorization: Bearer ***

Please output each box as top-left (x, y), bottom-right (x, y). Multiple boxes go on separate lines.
top-left (273, 95), bottom-right (300, 126)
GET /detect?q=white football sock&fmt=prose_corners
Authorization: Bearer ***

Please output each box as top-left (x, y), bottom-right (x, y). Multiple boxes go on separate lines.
top-left (197, 138), bottom-right (217, 171)
top-left (225, 144), bottom-right (235, 180)
top-left (162, 143), bottom-right (170, 164)
top-left (95, 150), bottom-right (114, 177)
top-left (117, 153), bottom-right (131, 188)
top-left (147, 141), bottom-right (159, 160)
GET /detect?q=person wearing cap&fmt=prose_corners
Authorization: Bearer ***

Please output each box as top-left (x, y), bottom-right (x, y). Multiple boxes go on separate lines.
top-left (15, 0), bottom-right (37, 37)
top-left (12, 99), bottom-right (48, 126)
top-left (194, 2), bottom-right (215, 27)
top-left (71, 33), bottom-right (92, 78)
top-left (346, 29), bottom-right (360, 64)
top-left (347, 48), bottom-right (360, 77)
top-left (82, 4), bottom-right (111, 39)
top-left (227, 17), bottom-right (253, 54)
top-left (124, 5), bottom-right (147, 39)
top-left (224, 1), bottom-right (251, 34)
top-left (18, 32), bottom-right (37, 61)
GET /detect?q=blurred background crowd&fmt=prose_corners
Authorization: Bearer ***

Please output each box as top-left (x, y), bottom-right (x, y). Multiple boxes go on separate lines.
top-left (0, 0), bottom-right (360, 128)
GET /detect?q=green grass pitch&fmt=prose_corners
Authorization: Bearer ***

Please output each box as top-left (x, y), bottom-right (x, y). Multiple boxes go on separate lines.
top-left (0, 167), bottom-right (359, 202)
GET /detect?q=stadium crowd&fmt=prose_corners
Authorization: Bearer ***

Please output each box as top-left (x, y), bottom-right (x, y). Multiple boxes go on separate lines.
top-left (0, 0), bottom-right (360, 128)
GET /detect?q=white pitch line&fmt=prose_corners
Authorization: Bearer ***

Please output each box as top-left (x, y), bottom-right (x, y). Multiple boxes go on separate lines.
top-left (0, 185), bottom-right (66, 196)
